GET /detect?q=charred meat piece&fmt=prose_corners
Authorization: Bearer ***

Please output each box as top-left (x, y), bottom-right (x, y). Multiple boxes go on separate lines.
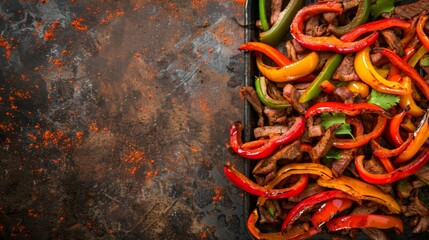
top-left (362, 228), bottom-right (388, 240)
top-left (308, 124), bottom-right (324, 138)
top-left (292, 39), bottom-right (306, 54)
top-left (263, 107), bottom-right (288, 126)
top-left (240, 86), bottom-right (264, 127)
top-left (309, 124), bottom-right (340, 163)
top-left (333, 86), bottom-right (357, 104)
top-left (333, 53), bottom-right (360, 81)
top-left (253, 125), bottom-right (289, 139)
top-left (288, 183), bottom-right (326, 202)
top-left (381, 29), bottom-right (404, 57)
top-left (403, 195), bottom-right (429, 217)
top-left (283, 84), bottom-right (309, 115)
top-left (270, 0), bottom-right (283, 25)
top-left (393, 0), bottom-right (429, 19)
top-left (351, 202), bottom-right (379, 215)
top-left (343, 0), bottom-right (360, 11)
top-left (253, 140), bottom-right (301, 175)
top-left (411, 215), bottom-right (429, 233)
top-left (286, 40), bottom-right (298, 62)
top-left (332, 149), bottom-right (356, 177)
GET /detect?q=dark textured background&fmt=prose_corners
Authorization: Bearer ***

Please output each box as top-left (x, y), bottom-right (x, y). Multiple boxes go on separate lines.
top-left (0, 0), bottom-right (250, 239)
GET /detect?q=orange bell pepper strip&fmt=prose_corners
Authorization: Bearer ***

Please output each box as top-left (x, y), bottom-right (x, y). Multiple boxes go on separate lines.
top-left (317, 175), bottom-right (401, 213)
top-left (395, 109), bottom-right (429, 163)
top-left (354, 47), bottom-right (410, 96)
top-left (238, 42), bottom-right (292, 66)
top-left (417, 15), bottom-right (429, 51)
top-left (256, 52), bottom-right (319, 82)
top-left (327, 214), bottom-right (403, 233)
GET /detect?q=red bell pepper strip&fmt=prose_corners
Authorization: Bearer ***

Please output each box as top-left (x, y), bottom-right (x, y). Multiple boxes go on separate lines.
top-left (247, 209), bottom-right (321, 240)
top-left (299, 143), bottom-right (313, 153)
top-left (395, 110), bottom-right (429, 163)
top-left (319, 80), bottom-right (336, 95)
top-left (311, 198), bottom-right (354, 228)
top-left (417, 15), bottom-right (429, 51)
top-left (305, 102), bottom-right (391, 119)
top-left (340, 18), bottom-right (411, 42)
top-left (387, 107), bottom-right (410, 147)
top-left (224, 163), bottom-right (308, 199)
top-left (281, 190), bottom-right (361, 232)
top-left (355, 148), bottom-right (429, 184)
top-left (326, 214), bottom-right (403, 233)
top-left (371, 134), bottom-right (413, 158)
top-left (388, 47), bottom-right (416, 82)
top-left (229, 117), bottom-right (305, 159)
top-left (290, 2), bottom-right (379, 53)
top-left (379, 157), bottom-right (396, 173)
top-left (238, 42), bottom-right (292, 66)
top-left (374, 47), bottom-right (429, 100)
top-left (346, 117), bottom-right (364, 137)
top-left (333, 117), bottom-right (388, 149)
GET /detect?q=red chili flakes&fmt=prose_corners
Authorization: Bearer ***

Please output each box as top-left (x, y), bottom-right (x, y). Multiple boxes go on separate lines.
top-left (100, 10), bottom-right (125, 24)
top-left (212, 186), bottom-right (224, 204)
top-left (71, 17), bottom-right (89, 31)
top-left (44, 20), bottom-right (61, 41)
top-left (54, 59), bottom-right (62, 67)
top-left (0, 36), bottom-right (12, 59)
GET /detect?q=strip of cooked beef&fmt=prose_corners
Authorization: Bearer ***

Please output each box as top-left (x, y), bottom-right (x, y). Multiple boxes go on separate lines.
top-left (258, 205), bottom-right (280, 225)
top-left (305, 15), bottom-right (320, 37)
top-left (315, 52), bottom-right (333, 72)
top-left (332, 148), bottom-right (356, 177)
top-left (381, 29), bottom-right (405, 57)
top-left (412, 164), bottom-right (429, 188)
top-left (253, 140), bottom-right (301, 175)
top-left (411, 215), bottom-right (429, 233)
top-left (270, 0), bottom-right (283, 25)
top-left (286, 40), bottom-right (298, 62)
top-left (288, 183), bottom-right (326, 202)
top-left (292, 39), bottom-right (306, 54)
top-left (240, 86), bottom-right (264, 127)
top-left (323, 12), bottom-right (339, 25)
top-left (351, 202), bottom-right (379, 215)
top-left (364, 158), bottom-right (393, 194)
top-left (308, 124), bottom-right (324, 137)
top-left (342, 0), bottom-right (360, 11)
top-left (267, 80), bottom-right (287, 102)
top-left (362, 228), bottom-right (388, 240)
top-left (333, 86), bottom-right (357, 104)
top-left (333, 53), bottom-right (359, 81)
top-left (253, 125), bottom-right (289, 139)
top-left (403, 195), bottom-right (429, 217)
top-left (263, 107), bottom-right (288, 126)
top-left (283, 84), bottom-right (309, 114)
top-left (393, 0), bottom-right (429, 19)
top-left (309, 124), bottom-right (341, 163)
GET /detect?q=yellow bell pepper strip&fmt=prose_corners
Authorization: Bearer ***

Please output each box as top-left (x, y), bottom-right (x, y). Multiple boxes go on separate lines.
top-left (354, 47), bottom-right (410, 96)
top-left (346, 81), bottom-right (369, 98)
top-left (281, 190), bottom-right (362, 232)
top-left (355, 148), bottom-right (429, 184)
top-left (224, 163), bottom-right (308, 199)
top-left (290, 2), bottom-right (379, 53)
top-left (333, 116), bottom-right (388, 149)
top-left (256, 52), bottom-right (319, 82)
top-left (417, 15), bottom-right (429, 51)
top-left (340, 18), bottom-right (411, 42)
top-left (330, 0), bottom-right (371, 37)
top-left (374, 47), bottom-right (429, 100)
top-left (395, 110), bottom-right (429, 163)
top-left (317, 175), bottom-right (401, 214)
top-left (247, 210), bottom-right (321, 240)
top-left (408, 45), bottom-right (428, 68)
top-left (299, 54), bottom-right (343, 103)
top-left (238, 42), bottom-right (292, 66)
top-left (255, 77), bottom-right (291, 109)
top-left (398, 77), bottom-right (426, 117)
top-left (326, 214), bottom-right (403, 234)
top-left (305, 102), bottom-right (391, 119)
top-left (259, 0), bottom-right (304, 46)
top-left (229, 117), bottom-right (305, 160)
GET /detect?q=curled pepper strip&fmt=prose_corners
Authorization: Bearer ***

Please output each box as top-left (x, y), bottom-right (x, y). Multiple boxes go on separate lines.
top-left (248, 209), bottom-right (321, 240)
top-left (305, 102), bottom-right (391, 119)
top-left (311, 198), bottom-right (354, 228)
top-left (417, 15), bottom-right (429, 51)
top-left (224, 163), bottom-right (308, 199)
top-left (374, 47), bottom-right (429, 100)
top-left (346, 117), bottom-right (364, 137)
top-left (256, 52), bottom-right (319, 82)
top-left (238, 42), bottom-right (292, 66)
top-left (340, 18), bottom-right (411, 42)
top-left (255, 77), bottom-right (290, 109)
top-left (355, 148), bottom-right (429, 184)
top-left (355, 47), bottom-right (410, 96)
top-left (281, 190), bottom-right (361, 232)
top-left (396, 110), bottom-right (429, 163)
top-left (379, 157), bottom-right (396, 173)
top-left (330, 0), bottom-right (370, 36)
top-left (317, 175), bottom-right (401, 213)
top-left (326, 214), bottom-right (403, 234)
top-left (371, 134), bottom-right (413, 158)
top-left (333, 117), bottom-right (387, 149)
top-left (290, 2), bottom-right (379, 53)
top-left (387, 107), bottom-right (410, 147)
top-left (229, 117), bottom-right (305, 160)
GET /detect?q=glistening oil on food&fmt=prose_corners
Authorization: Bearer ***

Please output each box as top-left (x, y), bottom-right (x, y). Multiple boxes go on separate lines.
top-left (225, 0), bottom-right (429, 239)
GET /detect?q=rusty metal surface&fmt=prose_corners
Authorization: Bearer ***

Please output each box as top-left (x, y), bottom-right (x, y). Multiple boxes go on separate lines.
top-left (0, 0), bottom-right (250, 239)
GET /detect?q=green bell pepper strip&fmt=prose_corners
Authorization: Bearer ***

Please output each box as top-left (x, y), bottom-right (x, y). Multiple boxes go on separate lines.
top-left (255, 77), bottom-right (291, 109)
top-left (420, 55), bottom-right (429, 67)
top-left (260, 0), bottom-right (304, 46)
top-left (259, 0), bottom-right (269, 31)
top-left (330, 0), bottom-right (371, 37)
top-left (299, 54), bottom-right (343, 103)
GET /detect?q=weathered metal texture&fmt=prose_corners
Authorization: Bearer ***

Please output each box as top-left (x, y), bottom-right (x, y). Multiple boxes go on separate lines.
top-left (0, 0), bottom-right (249, 239)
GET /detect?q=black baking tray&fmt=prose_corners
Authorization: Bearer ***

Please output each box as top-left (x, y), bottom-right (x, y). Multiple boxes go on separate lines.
top-left (242, 0), bottom-right (429, 238)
